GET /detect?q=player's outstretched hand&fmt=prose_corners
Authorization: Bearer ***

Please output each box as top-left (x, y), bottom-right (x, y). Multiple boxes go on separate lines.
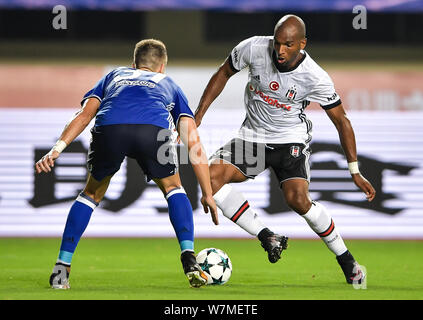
top-left (352, 173), bottom-right (376, 202)
top-left (201, 194), bottom-right (219, 225)
top-left (35, 150), bottom-right (60, 174)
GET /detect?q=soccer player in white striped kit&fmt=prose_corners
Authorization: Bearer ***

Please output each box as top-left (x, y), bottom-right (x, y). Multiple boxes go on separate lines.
top-left (195, 15), bottom-right (376, 284)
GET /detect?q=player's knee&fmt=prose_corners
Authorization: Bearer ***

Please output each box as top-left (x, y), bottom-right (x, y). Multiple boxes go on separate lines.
top-left (285, 191), bottom-right (311, 214)
top-left (210, 163), bottom-right (233, 195)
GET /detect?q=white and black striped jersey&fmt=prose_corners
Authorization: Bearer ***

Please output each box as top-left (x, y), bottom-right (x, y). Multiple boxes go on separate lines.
top-left (228, 36), bottom-right (341, 144)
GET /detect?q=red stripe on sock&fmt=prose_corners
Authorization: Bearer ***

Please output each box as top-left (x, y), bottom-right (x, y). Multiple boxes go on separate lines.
top-left (231, 201), bottom-right (250, 222)
top-left (318, 219), bottom-right (335, 237)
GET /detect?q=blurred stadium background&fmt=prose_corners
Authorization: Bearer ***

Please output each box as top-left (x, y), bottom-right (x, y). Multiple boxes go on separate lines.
top-left (1, 0), bottom-right (423, 241)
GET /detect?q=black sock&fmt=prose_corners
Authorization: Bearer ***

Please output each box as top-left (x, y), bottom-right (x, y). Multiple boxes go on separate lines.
top-left (336, 250), bottom-right (354, 263)
top-left (257, 228), bottom-right (274, 242)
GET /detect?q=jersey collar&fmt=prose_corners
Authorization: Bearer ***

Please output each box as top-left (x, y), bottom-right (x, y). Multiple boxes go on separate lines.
top-left (272, 50), bottom-right (307, 73)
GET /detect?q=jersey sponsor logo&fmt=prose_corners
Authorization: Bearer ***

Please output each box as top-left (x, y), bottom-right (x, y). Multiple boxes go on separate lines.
top-left (249, 83), bottom-right (291, 111)
top-left (269, 81), bottom-right (279, 91)
top-left (115, 79), bottom-right (156, 88)
top-left (285, 85), bottom-right (297, 101)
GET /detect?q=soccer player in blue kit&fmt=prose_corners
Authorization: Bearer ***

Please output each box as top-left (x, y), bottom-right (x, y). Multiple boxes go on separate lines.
top-left (35, 39), bottom-right (218, 289)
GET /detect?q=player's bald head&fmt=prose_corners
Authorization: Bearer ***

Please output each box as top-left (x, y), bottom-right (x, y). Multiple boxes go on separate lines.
top-left (274, 15), bottom-right (306, 40)
top-left (272, 15), bottom-right (307, 69)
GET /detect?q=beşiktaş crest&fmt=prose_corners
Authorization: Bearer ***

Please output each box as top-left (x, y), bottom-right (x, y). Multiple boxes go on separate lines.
top-left (290, 145), bottom-right (301, 158)
top-left (285, 85), bottom-right (297, 101)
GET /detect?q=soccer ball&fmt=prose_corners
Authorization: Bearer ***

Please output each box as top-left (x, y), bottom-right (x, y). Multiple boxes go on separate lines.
top-left (196, 248), bottom-right (232, 285)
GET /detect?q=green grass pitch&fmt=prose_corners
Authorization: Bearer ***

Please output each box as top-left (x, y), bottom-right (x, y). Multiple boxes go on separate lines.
top-left (0, 238), bottom-right (422, 300)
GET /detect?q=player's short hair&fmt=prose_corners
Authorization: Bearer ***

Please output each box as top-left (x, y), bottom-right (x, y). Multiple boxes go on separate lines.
top-left (133, 39), bottom-right (168, 70)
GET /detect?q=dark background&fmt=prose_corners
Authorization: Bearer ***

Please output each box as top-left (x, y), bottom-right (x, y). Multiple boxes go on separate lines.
top-left (0, 10), bottom-right (421, 43)
top-left (0, 9), bottom-right (421, 62)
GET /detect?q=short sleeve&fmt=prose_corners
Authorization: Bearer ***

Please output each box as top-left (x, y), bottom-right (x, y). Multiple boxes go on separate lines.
top-left (228, 37), bottom-right (254, 72)
top-left (80, 74), bottom-right (109, 106)
top-left (307, 73), bottom-right (341, 110)
top-left (170, 86), bottom-right (194, 127)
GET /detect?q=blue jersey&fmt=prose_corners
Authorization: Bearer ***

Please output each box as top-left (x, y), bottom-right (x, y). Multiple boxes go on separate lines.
top-left (81, 67), bottom-right (194, 129)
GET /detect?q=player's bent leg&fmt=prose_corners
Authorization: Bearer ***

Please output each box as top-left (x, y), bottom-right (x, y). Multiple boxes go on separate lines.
top-left (282, 179), bottom-right (345, 253)
top-left (209, 161), bottom-right (247, 195)
top-left (281, 179), bottom-right (313, 214)
top-left (50, 174), bottom-right (112, 289)
top-left (153, 172), bottom-right (182, 195)
top-left (154, 173), bottom-right (207, 287)
top-left (154, 174), bottom-right (194, 252)
top-left (83, 174), bottom-right (114, 203)
top-left (282, 178), bottom-right (364, 284)
top-left (153, 174), bottom-right (193, 249)
top-left (210, 161), bottom-right (288, 263)
top-left (210, 161), bottom-right (262, 234)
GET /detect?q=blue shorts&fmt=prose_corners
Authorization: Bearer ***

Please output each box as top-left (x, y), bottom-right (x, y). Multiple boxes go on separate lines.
top-left (87, 124), bottom-right (178, 181)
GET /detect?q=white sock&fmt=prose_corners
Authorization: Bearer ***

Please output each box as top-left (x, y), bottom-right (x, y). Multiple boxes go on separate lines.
top-left (213, 184), bottom-right (267, 236)
top-left (301, 201), bottom-right (347, 256)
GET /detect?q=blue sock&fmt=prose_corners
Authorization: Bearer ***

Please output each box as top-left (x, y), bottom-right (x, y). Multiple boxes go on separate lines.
top-left (166, 188), bottom-right (194, 253)
top-left (57, 192), bottom-right (98, 265)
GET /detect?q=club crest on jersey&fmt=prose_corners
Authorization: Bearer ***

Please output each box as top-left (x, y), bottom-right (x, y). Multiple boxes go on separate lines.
top-left (269, 81), bottom-right (279, 91)
top-left (285, 85), bottom-right (297, 101)
top-left (290, 145), bottom-right (301, 158)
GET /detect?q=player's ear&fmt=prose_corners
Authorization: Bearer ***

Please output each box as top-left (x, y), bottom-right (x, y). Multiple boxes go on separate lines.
top-left (159, 63), bottom-right (166, 74)
top-left (300, 38), bottom-right (307, 50)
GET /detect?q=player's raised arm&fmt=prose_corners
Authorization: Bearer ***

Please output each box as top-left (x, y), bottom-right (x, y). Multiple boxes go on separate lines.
top-left (194, 58), bottom-right (237, 127)
top-left (35, 98), bottom-right (100, 174)
top-left (325, 104), bottom-right (376, 202)
top-left (177, 116), bottom-right (219, 225)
